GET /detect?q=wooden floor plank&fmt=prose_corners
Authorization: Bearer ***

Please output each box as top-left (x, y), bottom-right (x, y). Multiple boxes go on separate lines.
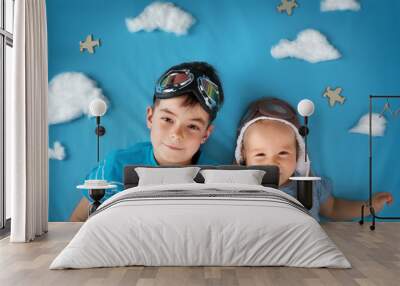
top-left (0, 222), bottom-right (399, 286)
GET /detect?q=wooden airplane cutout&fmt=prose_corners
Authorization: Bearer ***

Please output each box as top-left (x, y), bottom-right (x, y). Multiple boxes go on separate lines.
top-left (80, 34), bottom-right (100, 54)
top-left (323, 86), bottom-right (345, 107)
top-left (277, 0), bottom-right (298, 16)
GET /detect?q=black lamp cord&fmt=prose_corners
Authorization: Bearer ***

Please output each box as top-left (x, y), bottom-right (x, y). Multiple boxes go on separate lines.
top-left (96, 116), bottom-right (100, 163)
top-left (304, 116), bottom-right (308, 163)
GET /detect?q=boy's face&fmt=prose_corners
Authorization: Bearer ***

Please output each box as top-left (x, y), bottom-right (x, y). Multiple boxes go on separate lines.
top-left (242, 120), bottom-right (297, 186)
top-left (146, 96), bottom-right (213, 165)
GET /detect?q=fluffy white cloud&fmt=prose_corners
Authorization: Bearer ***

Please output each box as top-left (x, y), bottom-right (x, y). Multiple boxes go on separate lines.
top-left (349, 113), bottom-right (387, 137)
top-left (271, 29), bottom-right (341, 63)
top-left (48, 72), bottom-right (109, 125)
top-left (321, 0), bottom-right (361, 12)
top-left (49, 141), bottom-right (66, 160)
top-left (125, 2), bottom-right (195, 36)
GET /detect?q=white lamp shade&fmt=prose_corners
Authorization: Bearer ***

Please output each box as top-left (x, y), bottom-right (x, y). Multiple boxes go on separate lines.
top-left (89, 98), bottom-right (107, 117)
top-left (297, 99), bottom-right (315, 117)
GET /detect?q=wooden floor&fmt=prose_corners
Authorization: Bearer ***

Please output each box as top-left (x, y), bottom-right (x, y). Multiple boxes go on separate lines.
top-left (0, 222), bottom-right (399, 286)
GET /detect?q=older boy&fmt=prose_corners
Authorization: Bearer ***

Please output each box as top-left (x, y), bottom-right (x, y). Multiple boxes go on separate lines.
top-left (70, 62), bottom-right (224, 221)
top-left (235, 97), bottom-right (392, 221)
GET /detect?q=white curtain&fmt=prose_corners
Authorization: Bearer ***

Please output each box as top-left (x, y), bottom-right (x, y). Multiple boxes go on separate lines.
top-left (7, 0), bottom-right (48, 242)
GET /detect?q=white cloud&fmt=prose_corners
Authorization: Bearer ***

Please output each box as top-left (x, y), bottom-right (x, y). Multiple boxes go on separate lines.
top-left (349, 113), bottom-right (387, 137)
top-left (125, 2), bottom-right (195, 36)
top-left (321, 0), bottom-right (361, 12)
top-left (48, 72), bottom-right (109, 125)
top-left (49, 141), bottom-right (66, 160)
top-left (271, 29), bottom-right (341, 63)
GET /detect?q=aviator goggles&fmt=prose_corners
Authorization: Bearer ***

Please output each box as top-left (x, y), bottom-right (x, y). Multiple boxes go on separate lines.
top-left (238, 97), bottom-right (300, 133)
top-left (155, 69), bottom-right (221, 120)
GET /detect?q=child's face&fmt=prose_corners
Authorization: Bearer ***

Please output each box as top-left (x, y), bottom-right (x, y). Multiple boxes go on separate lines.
top-left (146, 96), bottom-right (213, 165)
top-left (242, 120), bottom-right (297, 186)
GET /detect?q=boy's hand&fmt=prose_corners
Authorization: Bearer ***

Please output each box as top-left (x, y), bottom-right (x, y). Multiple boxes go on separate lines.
top-left (371, 192), bottom-right (393, 213)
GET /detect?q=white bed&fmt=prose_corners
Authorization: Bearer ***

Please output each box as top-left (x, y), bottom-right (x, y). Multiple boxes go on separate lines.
top-left (50, 183), bottom-right (350, 269)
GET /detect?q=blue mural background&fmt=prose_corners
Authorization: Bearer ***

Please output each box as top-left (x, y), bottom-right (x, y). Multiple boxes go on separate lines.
top-left (47, 0), bottom-right (400, 221)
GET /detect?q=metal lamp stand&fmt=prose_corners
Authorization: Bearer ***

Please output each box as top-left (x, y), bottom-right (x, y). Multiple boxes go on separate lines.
top-left (88, 116), bottom-right (106, 215)
top-left (359, 95), bottom-right (400, 230)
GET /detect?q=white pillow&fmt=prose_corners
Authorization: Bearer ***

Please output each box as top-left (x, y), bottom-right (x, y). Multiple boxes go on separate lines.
top-left (200, 169), bottom-right (266, 185)
top-left (135, 167), bottom-right (200, 186)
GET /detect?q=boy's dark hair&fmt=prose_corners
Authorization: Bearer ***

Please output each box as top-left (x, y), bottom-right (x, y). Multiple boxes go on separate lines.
top-left (153, 61), bottom-right (224, 121)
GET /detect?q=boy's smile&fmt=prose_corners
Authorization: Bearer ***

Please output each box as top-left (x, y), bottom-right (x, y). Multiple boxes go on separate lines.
top-left (146, 96), bottom-right (213, 165)
top-left (163, 143), bottom-right (184, 151)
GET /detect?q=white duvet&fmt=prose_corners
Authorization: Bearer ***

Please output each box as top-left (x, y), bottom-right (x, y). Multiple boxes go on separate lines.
top-left (50, 183), bottom-right (351, 269)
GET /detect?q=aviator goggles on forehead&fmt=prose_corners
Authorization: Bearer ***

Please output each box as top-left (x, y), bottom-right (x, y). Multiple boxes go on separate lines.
top-left (238, 98), bottom-right (299, 131)
top-left (155, 69), bottom-right (221, 119)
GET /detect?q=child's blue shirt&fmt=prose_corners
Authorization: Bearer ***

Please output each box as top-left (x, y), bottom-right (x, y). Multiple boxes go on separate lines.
top-left (83, 142), bottom-right (216, 202)
top-left (279, 176), bottom-right (333, 221)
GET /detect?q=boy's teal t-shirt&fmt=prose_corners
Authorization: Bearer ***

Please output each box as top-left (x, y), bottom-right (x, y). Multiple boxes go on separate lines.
top-left (83, 142), bottom-right (215, 202)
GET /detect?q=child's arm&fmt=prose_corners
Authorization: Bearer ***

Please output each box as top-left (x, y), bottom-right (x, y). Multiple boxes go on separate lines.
top-left (319, 192), bottom-right (393, 220)
top-left (70, 197), bottom-right (90, 222)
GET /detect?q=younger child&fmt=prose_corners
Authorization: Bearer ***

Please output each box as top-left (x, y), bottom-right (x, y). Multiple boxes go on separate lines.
top-left (70, 61), bottom-right (224, 221)
top-left (234, 97), bottom-right (393, 221)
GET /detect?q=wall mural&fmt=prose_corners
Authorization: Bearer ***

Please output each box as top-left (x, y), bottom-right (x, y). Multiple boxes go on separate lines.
top-left (47, 0), bottom-right (400, 221)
